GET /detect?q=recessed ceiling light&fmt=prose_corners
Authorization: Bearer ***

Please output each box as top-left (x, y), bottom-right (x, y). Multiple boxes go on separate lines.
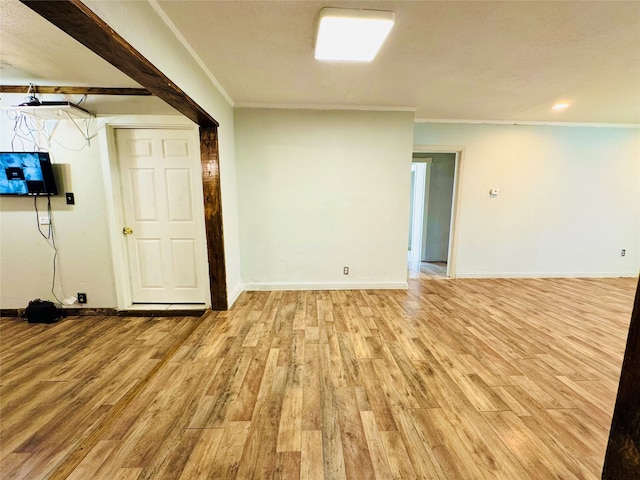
top-left (315, 8), bottom-right (395, 62)
top-left (552, 103), bottom-right (570, 110)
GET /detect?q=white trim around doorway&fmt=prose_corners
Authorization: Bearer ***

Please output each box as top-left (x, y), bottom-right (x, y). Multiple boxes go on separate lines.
top-left (412, 144), bottom-right (465, 278)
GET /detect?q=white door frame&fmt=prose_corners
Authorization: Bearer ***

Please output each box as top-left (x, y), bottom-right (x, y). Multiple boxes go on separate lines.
top-left (412, 144), bottom-right (465, 278)
top-left (409, 162), bottom-right (427, 266)
top-left (97, 116), bottom-right (212, 309)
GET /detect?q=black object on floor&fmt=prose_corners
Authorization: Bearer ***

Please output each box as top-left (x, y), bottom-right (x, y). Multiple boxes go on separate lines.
top-left (22, 299), bottom-right (63, 324)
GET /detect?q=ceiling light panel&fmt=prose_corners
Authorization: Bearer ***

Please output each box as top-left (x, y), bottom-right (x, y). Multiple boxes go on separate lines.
top-left (315, 8), bottom-right (395, 62)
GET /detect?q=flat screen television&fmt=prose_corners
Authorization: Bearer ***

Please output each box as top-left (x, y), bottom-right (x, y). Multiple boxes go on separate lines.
top-left (0, 152), bottom-right (58, 196)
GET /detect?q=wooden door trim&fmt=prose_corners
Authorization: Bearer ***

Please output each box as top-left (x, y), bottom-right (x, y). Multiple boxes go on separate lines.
top-left (200, 127), bottom-right (227, 309)
top-left (20, 0), bottom-right (228, 309)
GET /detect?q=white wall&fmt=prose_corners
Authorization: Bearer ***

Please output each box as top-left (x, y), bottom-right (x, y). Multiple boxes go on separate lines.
top-left (0, 108), bottom-right (222, 310)
top-left (235, 108), bottom-right (415, 289)
top-left (414, 122), bottom-right (640, 277)
top-left (84, 0), bottom-right (242, 306)
top-left (0, 99), bottom-right (117, 308)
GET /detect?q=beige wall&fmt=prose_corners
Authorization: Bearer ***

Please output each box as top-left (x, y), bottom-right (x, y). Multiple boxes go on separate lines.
top-left (235, 108), bottom-right (415, 289)
top-left (415, 122), bottom-right (640, 277)
top-left (0, 101), bottom-right (117, 308)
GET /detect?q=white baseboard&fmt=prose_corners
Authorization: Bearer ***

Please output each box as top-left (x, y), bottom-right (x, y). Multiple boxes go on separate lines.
top-left (242, 281), bottom-right (409, 291)
top-left (455, 271), bottom-right (638, 279)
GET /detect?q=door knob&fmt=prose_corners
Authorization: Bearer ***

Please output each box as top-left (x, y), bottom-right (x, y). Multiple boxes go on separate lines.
top-left (122, 227), bottom-right (133, 235)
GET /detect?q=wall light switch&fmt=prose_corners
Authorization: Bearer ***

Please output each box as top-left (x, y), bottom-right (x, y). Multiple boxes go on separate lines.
top-left (65, 192), bottom-right (75, 205)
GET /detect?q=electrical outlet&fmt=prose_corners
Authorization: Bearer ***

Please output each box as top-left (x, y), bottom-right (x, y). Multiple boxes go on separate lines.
top-left (39, 216), bottom-right (50, 225)
top-left (77, 293), bottom-right (87, 304)
top-left (621, 249), bottom-right (626, 257)
top-left (343, 266), bottom-right (349, 275)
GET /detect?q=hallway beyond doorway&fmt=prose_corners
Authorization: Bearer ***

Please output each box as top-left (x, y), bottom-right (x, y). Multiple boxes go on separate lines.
top-left (421, 261), bottom-right (447, 279)
top-left (408, 253), bottom-right (447, 280)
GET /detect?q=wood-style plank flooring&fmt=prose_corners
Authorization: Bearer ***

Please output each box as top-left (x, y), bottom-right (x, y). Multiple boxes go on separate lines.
top-left (420, 262), bottom-right (447, 279)
top-left (1, 277), bottom-right (637, 479)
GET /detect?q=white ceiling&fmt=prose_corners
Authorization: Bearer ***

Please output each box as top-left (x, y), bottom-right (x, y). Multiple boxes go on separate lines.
top-left (0, 0), bottom-right (176, 115)
top-left (2, 0), bottom-right (639, 124)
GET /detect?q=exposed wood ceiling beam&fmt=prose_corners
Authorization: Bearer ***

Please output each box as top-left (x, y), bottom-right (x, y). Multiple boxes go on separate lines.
top-left (0, 85), bottom-right (152, 96)
top-left (19, 0), bottom-right (218, 127)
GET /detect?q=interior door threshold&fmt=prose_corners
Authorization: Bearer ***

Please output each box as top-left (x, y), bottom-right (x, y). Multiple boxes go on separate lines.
top-left (118, 304), bottom-right (207, 317)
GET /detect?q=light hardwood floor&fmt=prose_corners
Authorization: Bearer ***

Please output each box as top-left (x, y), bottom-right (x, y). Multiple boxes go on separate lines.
top-left (420, 262), bottom-right (447, 279)
top-left (1, 277), bottom-right (637, 479)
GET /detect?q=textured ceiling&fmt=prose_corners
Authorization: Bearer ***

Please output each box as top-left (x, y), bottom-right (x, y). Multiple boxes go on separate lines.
top-left (0, 0), bottom-right (176, 115)
top-left (1, 1), bottom-right (639, 124)
top-left (155, 0), bottom-right (640, 124)
top-left (0, 0), bottom-right (136, 87)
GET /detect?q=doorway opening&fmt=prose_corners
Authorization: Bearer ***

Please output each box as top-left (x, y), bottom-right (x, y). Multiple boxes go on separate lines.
top-left (408, 151), bottom-right (459, 279)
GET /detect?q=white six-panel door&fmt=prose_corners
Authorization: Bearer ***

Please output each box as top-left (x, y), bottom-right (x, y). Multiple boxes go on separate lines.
top-left (115, 128), bottom-right (208, 304)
